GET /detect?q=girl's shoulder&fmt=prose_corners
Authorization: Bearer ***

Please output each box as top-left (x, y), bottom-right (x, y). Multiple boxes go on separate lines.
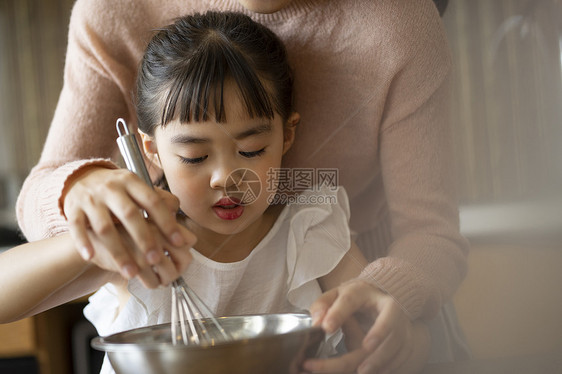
top-left (279, 185), bottom-right (351, 241)
top-left (282, 186), bottom-right (352, 311)
top-left (283, 185), bottom-right (350, 217)
top-left (257, 185), bottom-right (351, 253)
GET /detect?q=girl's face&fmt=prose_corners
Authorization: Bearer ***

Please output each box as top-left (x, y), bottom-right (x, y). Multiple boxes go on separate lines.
top-left (141, 82), bottom-right (298, 242)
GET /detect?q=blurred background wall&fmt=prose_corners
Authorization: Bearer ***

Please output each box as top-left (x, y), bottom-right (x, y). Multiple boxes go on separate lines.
top-left (441, 0), bottom-right (562, 243)
top-left (445, 0), bottom-right (562, 204)
top-left (0, 0), bottom-right (74, 229)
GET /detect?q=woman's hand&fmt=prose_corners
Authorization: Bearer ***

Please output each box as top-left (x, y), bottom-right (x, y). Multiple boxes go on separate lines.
top-left (87, 220), bottom-right (195, 288)
top-left (304, 279), bottom-right (431, 374)
top-left (63, 166), bottom-right (195, 283)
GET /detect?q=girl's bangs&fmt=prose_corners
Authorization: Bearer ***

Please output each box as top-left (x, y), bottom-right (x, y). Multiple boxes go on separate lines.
top-left (161, 41), bottom-right (275, 125)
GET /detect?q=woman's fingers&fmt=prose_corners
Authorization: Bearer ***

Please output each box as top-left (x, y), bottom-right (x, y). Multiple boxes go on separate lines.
top-left (64, 168), bottom-right (183, 274)
top-left (88, 223), bottom-right (194, 288)
top-left (384, 333), bottom-right (414, 373)
top-left (86, 225), bottom-right (137, 278)
top-left (87, 199), bottom-right (143, 278)
top-left (358, 331), bottom-right (402, 374)
top-left (136, 263), bottom-right (162, 289)
top-left (148, 227), bottom-right (194, 286)
top-left (369, 322), bottom-right (429, 374)
top-left (359, 296), bottom-right (414, 373)
top-left (308, 280), bottom-right (423, 374)
top-left (149, 249), bottom-right (192, 286)
top-left (99, 172), bottom-right (178, 260)
top-left (320, 280), bottom-right (379, 334)
top-left (125, 178), bottom-right (186, 247)
top-left (66, 181), bottom-right (139, 278)
top-left (64, 168), bottom-right (141, 272)
top-left (363, 296), bottom-right (406, 351)
top-left (63, 167), bottom-right (196, 287)
top-left (309, 288), bottom-right (338, 327)
top-left (104, 179), bottom-right (163, 262)
top-left (155, 187), bottom-right (181, 212)
top-left (303, 346), bottom-right (368, 374)
top-left (66, 208), bottom-right (95, 261)
top-left (165, 226), bottom-right (196, 272)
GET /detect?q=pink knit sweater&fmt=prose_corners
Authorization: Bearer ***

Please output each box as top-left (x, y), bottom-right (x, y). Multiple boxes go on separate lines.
top-left (16, 0), bottom-right (468, 320)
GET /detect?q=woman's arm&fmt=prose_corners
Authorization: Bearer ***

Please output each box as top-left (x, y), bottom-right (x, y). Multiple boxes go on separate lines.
top-left (360, 0), bottom-right (469, 321)
top-left (15, 0), bottom-right (190, 286)
top-left (0, 234), bottom-right (115, 324)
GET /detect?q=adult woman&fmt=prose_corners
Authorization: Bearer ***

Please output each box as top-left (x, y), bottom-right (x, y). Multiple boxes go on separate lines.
top-left (16, 0), bottom-right (469, 372)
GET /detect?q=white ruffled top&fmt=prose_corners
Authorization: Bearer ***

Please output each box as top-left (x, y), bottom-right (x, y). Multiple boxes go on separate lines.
top-left (85, 186), bottom-right (351, 373)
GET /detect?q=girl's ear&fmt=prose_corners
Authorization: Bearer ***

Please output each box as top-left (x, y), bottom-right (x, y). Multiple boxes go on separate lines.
top-left (282, 112), bottom-right (300, 155)
top-left (139, 130), bottom-right (162, 169)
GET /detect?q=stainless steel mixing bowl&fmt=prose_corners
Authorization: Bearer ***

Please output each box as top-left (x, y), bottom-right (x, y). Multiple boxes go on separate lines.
top-left (91, 313), bottom-right (324, 374)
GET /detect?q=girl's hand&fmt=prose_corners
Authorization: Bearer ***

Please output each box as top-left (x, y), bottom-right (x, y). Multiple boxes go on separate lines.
top-left (304, 279), bottom-right (431, 374)
top-left (87, 221), bottom-right (195, 288)
top-left (63, 166), bottom-right (195, 282)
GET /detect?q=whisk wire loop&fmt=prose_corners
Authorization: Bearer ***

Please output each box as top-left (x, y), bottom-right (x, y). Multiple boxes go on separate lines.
top-left (170, 277), bottom-right (232, 345)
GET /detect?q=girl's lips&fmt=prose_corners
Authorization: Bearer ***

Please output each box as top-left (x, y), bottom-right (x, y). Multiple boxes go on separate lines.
top-left (213, 197), bottom-right (244, 220)
top-left (214, 197), bottom-right (241, 207)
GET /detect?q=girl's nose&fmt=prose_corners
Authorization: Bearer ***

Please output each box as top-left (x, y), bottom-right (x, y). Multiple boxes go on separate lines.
top-left (210, 160), bottom-right (237, 190)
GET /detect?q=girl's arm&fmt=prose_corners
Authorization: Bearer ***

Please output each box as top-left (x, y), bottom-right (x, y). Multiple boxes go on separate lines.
top-left (319, 241), bottom-right (367, 291)
top-left (0, 234), bottom-right (116, 324)
top-left (0, 220), bottom-right (193, 324)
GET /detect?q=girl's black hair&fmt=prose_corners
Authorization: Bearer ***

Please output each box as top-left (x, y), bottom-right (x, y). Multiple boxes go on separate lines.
top-left (136, 11), bottom-right (293, 135)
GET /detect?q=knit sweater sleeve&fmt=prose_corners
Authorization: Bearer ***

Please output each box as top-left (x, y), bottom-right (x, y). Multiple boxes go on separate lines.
top-left (15, 0), bottom-right (139, 240)
top-left (358, 1), bottom-right (469, 320)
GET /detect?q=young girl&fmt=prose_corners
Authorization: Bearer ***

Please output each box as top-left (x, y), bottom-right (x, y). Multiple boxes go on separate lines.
top-left (89, 10), bottom-right (368, 342)
top-left (1, 11), bottom-right (430, 374)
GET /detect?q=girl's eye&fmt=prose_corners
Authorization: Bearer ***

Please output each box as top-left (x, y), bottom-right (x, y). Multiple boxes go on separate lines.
top-left (179, 155), bottom-right (208, 164)
top-left (239, 148), bottom-right (266, 158)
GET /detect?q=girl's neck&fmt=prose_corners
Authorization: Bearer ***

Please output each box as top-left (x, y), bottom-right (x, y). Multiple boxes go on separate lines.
top-left (183, 204), bottom-right (285, 263)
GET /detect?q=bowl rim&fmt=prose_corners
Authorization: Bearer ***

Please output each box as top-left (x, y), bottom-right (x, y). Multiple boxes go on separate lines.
top-left (91, 313), bottom-right (324, 352)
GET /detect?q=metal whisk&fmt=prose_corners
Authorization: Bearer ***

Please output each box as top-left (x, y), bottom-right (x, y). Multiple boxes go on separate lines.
top-left (170, 277), bottom-right (231, 345)
top-left (115, 118), bottom-right (231, 346)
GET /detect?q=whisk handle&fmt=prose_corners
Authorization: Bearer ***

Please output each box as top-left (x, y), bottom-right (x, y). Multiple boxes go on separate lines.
top-left (115, 118), bottom-right (153, 188)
